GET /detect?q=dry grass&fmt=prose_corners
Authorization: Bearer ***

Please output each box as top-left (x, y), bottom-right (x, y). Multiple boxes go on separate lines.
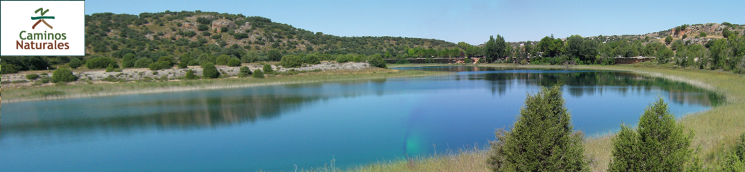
top-left (346, 64), bottom-right (745, 172)
top-left (2, 68), bottom-right (447, 103)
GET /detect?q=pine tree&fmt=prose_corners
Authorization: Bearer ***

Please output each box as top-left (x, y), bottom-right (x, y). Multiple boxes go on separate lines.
top-left (488, 86), bottom-right (588, 171)
top-left (608, 98), bottom-right (700, 172)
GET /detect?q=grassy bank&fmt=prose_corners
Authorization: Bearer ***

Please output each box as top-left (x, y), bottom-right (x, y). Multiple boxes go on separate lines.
top-left (2, 68), bottom-right (447, 103)
top-left (347, 63), bottom-right (745, 172)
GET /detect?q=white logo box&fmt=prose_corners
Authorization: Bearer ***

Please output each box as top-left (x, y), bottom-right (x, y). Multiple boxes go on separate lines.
top-left (1, 0), bottom-right (85, 56)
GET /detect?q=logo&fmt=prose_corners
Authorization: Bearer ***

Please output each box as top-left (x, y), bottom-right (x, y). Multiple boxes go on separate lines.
top-left (1, 0), bottom-right (85, 56)
top-left (32, 8), bottom-right (54, 29)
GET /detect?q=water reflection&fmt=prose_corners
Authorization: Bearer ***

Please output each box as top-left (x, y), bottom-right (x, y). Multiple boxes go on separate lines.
top-left (2, 67), bottom-right (721, 140)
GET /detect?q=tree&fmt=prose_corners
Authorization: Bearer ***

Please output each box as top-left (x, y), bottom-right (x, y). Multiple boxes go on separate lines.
top-left (268, 50), bottom-right (281, 61)
top-left (121, 53), bottom-right (135, 68)
top-left (134, 58), bottom-right (154, 68)
top-left (368, 54), bottom-right (387, 68)
top-left (665, 36), bottom-right (674, 45)
top-left (263, 64), bottom-right (273, 73)
top-left (657, 46), bottom-right (674, 64)
top-left (709, 39), bottom-right (729, 70)
top-left (52, 68), bottom-right (77, 83)
top-left (238, 66), bottom-right (252, 77)
top-left (86, 57), bottom-right (119, 69)
top-left (215, 55), bottom-right (231, 65)
top-left (488, 85), bottom-right (588, 172)
top-left (279, 55), bottom-right (302, 68)
top-left (608, 98), bottom-right (699, 171)
top-left (485, 35), bottom-right (498, 63)
top-left (68, 58), bottom-right (83, 69)
top-left (252, 69), bottom-right (265, 78)
top-left (567, 35), bottom-right (584, 60)
top-left (201, 62), bottom-right (220, 78)
top-left (302, 53), bottom-right (321, 64)
top-left (227, 58), bottom-right (241, 67)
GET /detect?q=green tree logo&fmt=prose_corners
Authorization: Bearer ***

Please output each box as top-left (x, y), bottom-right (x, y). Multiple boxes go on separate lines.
top-left (31, 7), bottom-right (55, 29)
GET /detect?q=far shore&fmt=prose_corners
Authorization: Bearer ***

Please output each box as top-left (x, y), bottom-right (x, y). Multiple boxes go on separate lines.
top-left (1, 67), bottom-right (447, 103)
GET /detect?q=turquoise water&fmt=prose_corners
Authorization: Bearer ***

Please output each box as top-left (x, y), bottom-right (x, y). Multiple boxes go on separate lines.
top-left (0, 66), bottom-right (721, 171)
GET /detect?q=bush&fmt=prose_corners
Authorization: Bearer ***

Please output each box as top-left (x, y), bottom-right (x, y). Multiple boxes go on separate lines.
top-left (197, 24), bottom-right (209, 31)
top-left (69, 58), bottom-right (83, 69)
top-left (280, 55), bottom-right (302, 68)
top-left (227, 58), bottom-right (241, 67)
top-left (202, 62), bottom-right (220, 78)
top-left (233, 33), bottom-right (249, 39)
top-left (717, 133), bottom-right (745, 171)
top-left (700, 32), bottom-right (707, 37)
top-left (158, 56), bottom-right (175, 66)
top-left (665, 36), bottom-right (673, 45)
top-left (134, 58), bottom-right (154, 68)
top-left (263, 64), bottom-right (273, 73)
top-left (52, 68), bottom-right (77, 83)
top-left (464, 58), bottom-right (474, 64)
top-left (268, 50), bottom-right (282, 61)
top-left (368, 55), bottom-right (387, 68)
top-left (215, 55), bottom-right (231, 65)
top-left (26, 74), bottom-right (39, 80)
top-left (178, 61), bottom-right (188, 68)
top-left (252, 69), bottom-right (264, 78)
top-left (121, 53), bottom-right (135, 68)
top-left (608, 98), bottom-right (699, 171)
top-left (657, 46), bottom-right (674, 64)
top-left (302, 53), bottom-right (321, 64)
top-left (185, 70), bottom-right (198, 80)
top-left (336, 55), bottom-right (350, 63)
top-left (158, 61), bottom-right (172, 70)
top-left (148, 63), bottom-right (160, 70)
top-left (238, 66), bottom-right (252, 77)
top-left (86, 57), bottom-right (118, 69)
top-left (488, 86), bottom-right (587, 171)
top-left (105, 64), bottom-right (115, 72)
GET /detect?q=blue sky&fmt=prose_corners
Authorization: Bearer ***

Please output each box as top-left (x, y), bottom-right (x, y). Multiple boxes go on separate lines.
top-left (86, 0), bottom-right (744, 44)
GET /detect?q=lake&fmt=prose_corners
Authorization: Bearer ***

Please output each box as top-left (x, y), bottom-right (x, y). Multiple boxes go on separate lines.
top-left (0, 66), bottom-right (722, 171)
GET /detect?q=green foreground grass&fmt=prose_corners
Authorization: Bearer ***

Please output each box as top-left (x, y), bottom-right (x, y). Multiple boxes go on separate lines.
top-left (348, 63), bottom-right (745, 172)
top-left (1, 68), bottom-right (447, 103)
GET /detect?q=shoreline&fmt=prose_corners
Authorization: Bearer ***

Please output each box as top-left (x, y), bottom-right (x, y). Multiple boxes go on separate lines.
top-left (1, 68), bottom-right (448, 103)
top-left (357, 63), bottom-right (745, 171)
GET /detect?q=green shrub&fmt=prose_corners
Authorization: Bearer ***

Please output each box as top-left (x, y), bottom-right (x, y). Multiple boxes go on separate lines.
top-left (215, 55), bottom-right (231, 65)
top-left (185, 70), bottom-right (198, 80)
top-left (105, 64), bottom-right (115, 72)
top-left (52, 68), bottom-right (77, 83)
top-left (717, 133), bottom-right (745, 171)
top-left (368, 54), bottom-right (387, 68)
top-left (178, 61), bottom-right (188, 68)
top-left (488, 86), bottom-right (587, 171)
top-left (665, 36), bottom-right (673, 45)
top-left (1, 63), bottom-right (19, 74)
top-left (336, 56), bottom-right (349, 63)
top-left (252, 69), bottom-right (264, 78)
top-left (69, 58), bottom-right (83, 69)
top-left (352, 55), bottom-right (362, 62)
top-left (238, 66), bottom-right (252, 77)
top-left (233, 33), bottom-right (249, 39)
top-left (158, 56), bottom-right (175, 66)
top-left (26, 74), bottom-right (40, 80)
top-left (263, 64), bottom-right (273, 73)
top-left (608, 98), bottom-right (699, 171)
top-left (148, 63), bottom-right (160, 70)
top-left (280, 55), bottom-right (302, 68)
top-left (268, 50), bottom-right (282, 61)
top-left (700, 32), bottom-right (707, 37)
top-left (657, 46), bottom-right (674, 64)
top-left (202, 62), bottom-right (220, 78)
top-left (134, 58), bottom-right (154, 68)
top-left (464, 58), bottom-right (474, 64)
top-left (86, 57), bottom-right (118, 69)
top-left (227, 58), bottom-right (241, 67)
top-left (158, 61), bottom-right (171, 70)
top-left (302, 53), bottom-right (321, 64)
